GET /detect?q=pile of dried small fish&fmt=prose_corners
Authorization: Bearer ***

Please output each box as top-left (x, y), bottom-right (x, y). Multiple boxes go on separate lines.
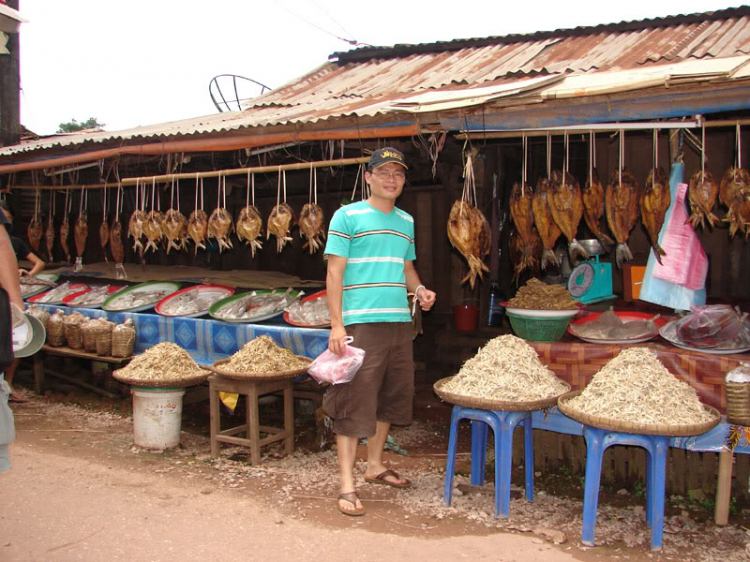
top-left (566, 348), bottom-right (714, 425)
top-left (114, 342), bottom-right (206, 383)
top-left (35, 281), bottom-right (81, 304)
top-left (508, 278), bottom-right (578, 310)
top-left (221, 335), bottom-right (309, 374)
top-left (68, 285), bottom-right (113, 307)
top-left (568, 309), bottom-right (660, 341)
top-left (107, 289), bottom-right (171, 311)
top-left (286, 296), bottom-right (329, 325)
top-left (160, 289), bottom-right (226, 316)
top-left (441, 335), bottom-right (568, 402)
top-left (214, 288), bottom-right (300, 321)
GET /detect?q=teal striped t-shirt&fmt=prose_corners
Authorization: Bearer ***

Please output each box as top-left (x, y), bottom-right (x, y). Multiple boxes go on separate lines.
top-left (325, 201), bottom-right (416, 325)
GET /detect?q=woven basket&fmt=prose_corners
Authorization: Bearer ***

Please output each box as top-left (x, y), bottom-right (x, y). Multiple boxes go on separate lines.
top-left (81, 321), bottom-right (99, 353)
top-left (208, 356), bottom-right (312, 381)
top-left (558, 390), bottom-right (722, 437)
top-left (111, 326), bottom-right (136, 358)
top-left (433, 376), bottom-right (571, 412)
top-left (64, 323), bottom-right (84, 350)
top-left (47, 317), bottom-right (65, 347)
top-left (26, 306), bottom-right (50, 332)
top-left (94, 322), bottom-right (114, 357)
top-left (726, 382), bottom-right (750, 426)
top-left (507, 313), bottom-right (572, 342)
top-left (112, 367), bottom-right (210, 388)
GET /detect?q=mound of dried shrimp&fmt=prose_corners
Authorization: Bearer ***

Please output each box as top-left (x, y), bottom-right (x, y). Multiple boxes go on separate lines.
top-left (115, 342), bottom-right (206, 382)
top-left (508, 278), bottom-right (578, 310)
top-left (441, 335), bottom-right (568, 402)
top-left (222, 335), bottom-right (309, 374)
top-left (567, 348), bottom-right (713, 425)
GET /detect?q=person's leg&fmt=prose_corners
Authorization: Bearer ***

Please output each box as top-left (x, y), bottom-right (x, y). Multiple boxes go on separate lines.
top-left (364, 420), bottom-right (391, 474)
top-left (5, 359), bottom-right (22, 400)
top-left (336, 433), bottom-right (363, 514)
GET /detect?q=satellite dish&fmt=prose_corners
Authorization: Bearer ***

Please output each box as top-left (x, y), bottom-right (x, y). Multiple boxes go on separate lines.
top-left (209, 74), bottom-right (271, 113)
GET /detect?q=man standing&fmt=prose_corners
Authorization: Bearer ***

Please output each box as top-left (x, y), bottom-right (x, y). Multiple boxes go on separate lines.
top-left (324, 147), bottom-right (436, 516)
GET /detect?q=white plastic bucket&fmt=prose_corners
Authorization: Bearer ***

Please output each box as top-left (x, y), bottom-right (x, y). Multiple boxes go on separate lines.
top-left (131, 387), bottom-right (185, 450)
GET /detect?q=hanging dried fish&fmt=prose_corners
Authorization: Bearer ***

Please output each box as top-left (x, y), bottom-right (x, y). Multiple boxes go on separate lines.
top-left (99, 186), bottom-right (110, 255)
top-left (207, 175), bottom-right (234, 252)
top-left (447, 155), bottom-right (490, 288)
top-left (187, 176), bottom-right (209, 253)
top-left (59, 190), bottom-right (71, 263)
top-left (687, 125), bottom-right (719, 229)
top-left (27, 189), bottom-right (43, 253)
top-left (267, 170), bottom-right (295, 252)
top-left (641, 167), bottom-right (670, 264)
top-left (605, 132), bottom-right (639, 268)
top-left (111, 184), bottom-right (126, 279)
top-left (299, 166), bottom-right (326, 254)
top-left (532, 177), bottom-right (562, 269)
top-left (162, 178), bottom-right (188, 254)
top-left (582, 133), bottom-right (614, 250)
top-left (128, 180), bottom-right (146, 258)
top-left (549, 169), bottom-right (588, 262)
top-left (235, 172), bottom-right (263, 257)
top-left (45, 191), bottom-right (55, 262)
top-left (720, 127), bottom-right (750, 239)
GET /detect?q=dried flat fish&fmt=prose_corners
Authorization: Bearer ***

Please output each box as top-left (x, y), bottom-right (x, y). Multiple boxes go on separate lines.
top-left (531, 178), bottom-right (562, 269)
top-left (216, 288), bottom-right (299, 321)
top-left (299, 203), bottom-right (326, 254)
top-left (107, 289), bottom-right (170, 311)
top-left (160, 289), bottom-right (226, 316)
top-left (69, 285), bottom-right (112, 307)
top-left (548, 170), bottom-right (588, 262)
top-left (235, 205), bottom-right (263, 257)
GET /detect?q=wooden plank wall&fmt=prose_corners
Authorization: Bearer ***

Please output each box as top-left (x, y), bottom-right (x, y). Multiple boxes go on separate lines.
top-left (508, 430), bottom-right (750, 505)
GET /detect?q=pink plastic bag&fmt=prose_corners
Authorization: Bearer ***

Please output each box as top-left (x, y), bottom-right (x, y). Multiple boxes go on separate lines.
top-left (308, 336), bottom-right (366, 385)
top-left (652, 182), bottom-right (708, 290)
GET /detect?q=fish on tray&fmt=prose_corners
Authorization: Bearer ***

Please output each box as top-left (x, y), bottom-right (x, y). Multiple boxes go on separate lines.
top-left (160, 289), bottom-right (225, 316)
top-left (69, 285), bottom-right (112, 306)
top-left (36, 281), bottom-right (79, 303)
top-left (569, 309), bottom-right (660, 341)
top-left (605, 169), bottom-right (640, 268)
top-left (108, 289), bottom-right (170, 311)
top-left (217, 288), bottom-right (299, 320)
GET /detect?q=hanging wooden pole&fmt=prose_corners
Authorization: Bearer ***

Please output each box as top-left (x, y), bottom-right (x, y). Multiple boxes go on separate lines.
top-left (8, 156), bottom-right (370, 191)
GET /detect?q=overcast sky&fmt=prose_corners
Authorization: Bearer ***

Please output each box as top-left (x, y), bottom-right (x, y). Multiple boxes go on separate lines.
top-left (17, 0), bottom-right (742, 136)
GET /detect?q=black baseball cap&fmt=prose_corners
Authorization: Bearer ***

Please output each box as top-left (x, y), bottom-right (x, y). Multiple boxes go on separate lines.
top-left (367, 147), bottom-right (408, 170)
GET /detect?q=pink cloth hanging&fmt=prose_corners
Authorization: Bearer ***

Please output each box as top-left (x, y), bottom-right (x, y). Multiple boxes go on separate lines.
top-left (652, 182), bottom-right (708, 290)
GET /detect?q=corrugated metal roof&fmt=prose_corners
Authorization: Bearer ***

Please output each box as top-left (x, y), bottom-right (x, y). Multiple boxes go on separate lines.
top-left (2, 7), bottom-right (750, 159)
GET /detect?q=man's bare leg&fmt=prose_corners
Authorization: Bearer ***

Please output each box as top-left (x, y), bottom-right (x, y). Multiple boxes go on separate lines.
top-left (364, 421), bottom-right (408, 486)
top-left (336, 434), bottom-right (363, 513)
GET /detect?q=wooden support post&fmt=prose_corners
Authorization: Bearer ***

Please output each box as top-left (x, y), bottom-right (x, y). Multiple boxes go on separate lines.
top-left (715, 449), bottom-right (734, 526)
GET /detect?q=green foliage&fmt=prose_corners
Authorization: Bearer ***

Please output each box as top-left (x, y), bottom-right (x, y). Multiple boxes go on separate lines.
top-left (57, 117), bottom-right (105, 133)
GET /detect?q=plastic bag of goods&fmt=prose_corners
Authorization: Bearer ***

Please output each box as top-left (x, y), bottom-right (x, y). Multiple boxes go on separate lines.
top-left (675, 305), bottom-right (750, 349)
top-left (46, 309), bottom-right (66, 347)
top-left (307, 336), bottom-right (365, 385)
top-left (112, 318), bottom-right (136, 358)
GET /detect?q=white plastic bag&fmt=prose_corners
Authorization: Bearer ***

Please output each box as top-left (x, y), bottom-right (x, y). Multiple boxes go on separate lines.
top-left (308, 336), bottom-right (365, 385)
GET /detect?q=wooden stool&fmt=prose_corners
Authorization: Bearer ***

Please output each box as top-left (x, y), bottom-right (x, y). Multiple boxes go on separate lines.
top-left (208, 375), bottom-right (294, 464)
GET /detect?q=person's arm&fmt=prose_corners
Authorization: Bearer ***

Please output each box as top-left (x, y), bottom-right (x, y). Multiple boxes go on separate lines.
top-left (22, 251), bottom-right (45, 277)
top-left (0, 229), bottom-right (23, 308)
top-left (404, 260), bottom-right (436, 312)
top-left (326, 254), bottom-right (348, 355)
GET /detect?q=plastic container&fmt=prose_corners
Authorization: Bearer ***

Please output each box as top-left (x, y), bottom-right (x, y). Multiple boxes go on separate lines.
top-left (507, 312), bottom-right (572, 342)
top-left (453, 304), bottom-right (479, 332)
top-left (131, 387), bottom-right (185, 449)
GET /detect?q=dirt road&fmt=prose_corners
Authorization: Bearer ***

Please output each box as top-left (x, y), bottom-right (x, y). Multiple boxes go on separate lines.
top-left (2, 442), bottom-right (579, 562)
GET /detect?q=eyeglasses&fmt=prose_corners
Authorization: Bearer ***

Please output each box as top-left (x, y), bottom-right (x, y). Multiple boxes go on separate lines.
top-left (371, 170), bottom-right (406, 181)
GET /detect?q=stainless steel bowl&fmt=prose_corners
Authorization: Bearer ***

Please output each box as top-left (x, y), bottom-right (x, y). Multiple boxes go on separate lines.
top-left (578, 239), bottom-right (604, 256)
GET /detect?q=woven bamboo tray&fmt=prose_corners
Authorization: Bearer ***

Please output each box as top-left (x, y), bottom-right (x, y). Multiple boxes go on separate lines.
top-left (433, 376), bottom-right (571, 412)
top-left (112, 367), bottom-right (210, 388)
top-left (207, 356), bottom-right (312, 381)
top-left (557, 390), bottom-right (722, 437)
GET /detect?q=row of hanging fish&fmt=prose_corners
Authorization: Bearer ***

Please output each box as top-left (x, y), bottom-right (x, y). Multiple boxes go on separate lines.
top-left (688, 167), bottom-right (750, 238)
top-left (509, 166), bottom-right (673, 280)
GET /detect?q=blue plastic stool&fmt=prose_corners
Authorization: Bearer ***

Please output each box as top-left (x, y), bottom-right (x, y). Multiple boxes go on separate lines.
top-left (581, 426), bottom-right (669, 551)
top-left (443, 405), bottom-right (534, 518)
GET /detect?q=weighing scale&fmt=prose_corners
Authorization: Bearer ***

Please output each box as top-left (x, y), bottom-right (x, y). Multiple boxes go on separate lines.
top-left (568, 255), bottom-right (617, 304)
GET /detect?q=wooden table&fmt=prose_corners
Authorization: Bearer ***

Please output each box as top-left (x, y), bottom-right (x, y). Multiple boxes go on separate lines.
top-left (34, 345), bottom-right (131, 398)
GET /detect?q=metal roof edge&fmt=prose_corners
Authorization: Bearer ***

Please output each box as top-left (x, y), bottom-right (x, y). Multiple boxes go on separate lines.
top-left (331, 6), bottom-right (750, 63)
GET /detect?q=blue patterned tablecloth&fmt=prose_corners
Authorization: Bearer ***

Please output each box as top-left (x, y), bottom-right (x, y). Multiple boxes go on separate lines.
top-left (34, 304), bottom-right (331, 366)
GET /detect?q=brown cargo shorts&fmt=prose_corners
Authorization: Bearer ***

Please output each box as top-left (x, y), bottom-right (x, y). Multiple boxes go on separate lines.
top-left (322, 322), bottom-right (414, 438)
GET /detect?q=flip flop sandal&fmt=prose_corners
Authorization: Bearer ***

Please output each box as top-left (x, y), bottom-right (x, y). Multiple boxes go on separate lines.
top-left (337, 491), bottom-right (365, 517)
top-left (364, 469), bottom-right (411, 489)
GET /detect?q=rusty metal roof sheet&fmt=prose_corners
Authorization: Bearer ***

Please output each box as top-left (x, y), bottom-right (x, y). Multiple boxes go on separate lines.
top-left (3, 7), bottom-right (750, 159)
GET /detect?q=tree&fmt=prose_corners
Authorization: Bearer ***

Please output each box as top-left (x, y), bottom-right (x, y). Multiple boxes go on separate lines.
top-left (57, 117), bottom-right (105, 133)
